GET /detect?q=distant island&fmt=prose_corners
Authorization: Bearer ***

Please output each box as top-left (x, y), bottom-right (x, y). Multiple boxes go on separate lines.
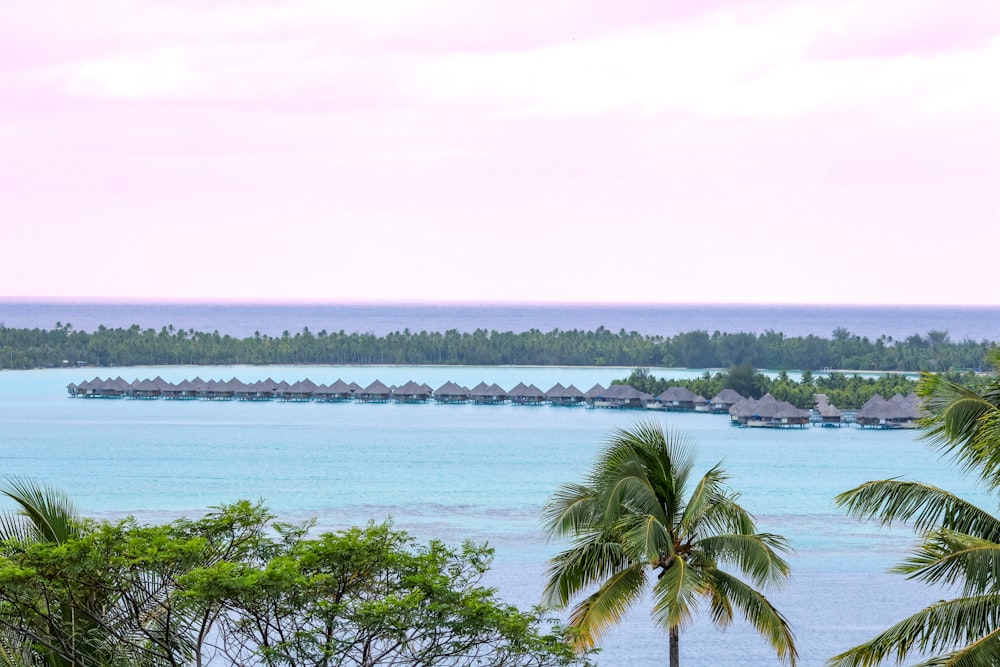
top-left (0, 322), bottom-right (995, 373)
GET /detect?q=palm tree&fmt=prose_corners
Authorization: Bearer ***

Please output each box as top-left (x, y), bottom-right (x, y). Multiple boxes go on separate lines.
top-left (0, 477), bottom-right (85, 666)
top-left (829, 359), bottom-right (1000, 667)
top-left (542, 421), bottom-right (797, 667)
top-left (0, 476), bottom-right (81, 545)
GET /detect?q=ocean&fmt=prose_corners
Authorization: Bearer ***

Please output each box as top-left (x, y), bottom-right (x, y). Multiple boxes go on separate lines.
top-left (1, 301), bottom-right (999, 342)
top-left (0, 302), bottom-right (998, 665)
top-left (2, 361), bottom-right (994, 666)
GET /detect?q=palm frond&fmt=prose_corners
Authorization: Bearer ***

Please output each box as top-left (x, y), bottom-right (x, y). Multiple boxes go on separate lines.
top-left (827, 594), bottom-right (1000, 667)
top-left (650, 554), bottom-right (704, 630)
top-left (698, 492), bottom-right (758, 537)
top-left (0, 477), bottom-right (80, 544)
top-left (707, 568), bottom-right (797, 666)
top-left (542, 483), bottom-right (603, 539)
top-left (679, 465), bottom-right (731, 535)
top-left (919, 373), bottom-right (1000, 490)
top-left (698, 533), bottom-right (791, 588)
top-left (564, 563), bottom-right (646, 651)
top-left (895, 530), bottom-right (1000, 596)
top-left (604, 473), bottom-right (668, 529)
top-left (835, 480), bottom-right (1000, 542)
top-left (617, 513), bottom-right (672, 563)
top-left (912, 625), bottom-right (1000, 667)
top-left (542, 537), bottom-right (633, 608)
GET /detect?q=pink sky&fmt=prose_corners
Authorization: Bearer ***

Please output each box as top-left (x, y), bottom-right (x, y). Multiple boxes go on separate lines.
top-left (2, 0), bottom-right (998, 305)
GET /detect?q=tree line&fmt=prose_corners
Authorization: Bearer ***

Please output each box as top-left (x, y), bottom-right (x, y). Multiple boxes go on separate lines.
top-left (0, 322), bottom-right (995, 372)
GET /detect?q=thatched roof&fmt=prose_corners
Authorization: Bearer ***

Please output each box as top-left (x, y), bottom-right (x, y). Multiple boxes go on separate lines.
top-left (731, 394), bottom-right (807, 419)
top-left (858, 393), bottom-right (923, 421)
top-left (817, 402), bottom-right (842, 418)
top-left (361, 380), bottom-right (391, 395)
top-left (711, 388), bottom-right (745, 405)
top-left (327, 379), bottom-right (352, 394)
top-left (656, 386), bottom-right (700, 403)
top-left (545, 382), bottom-right (566, 397)
top-left (507, 382), bottom-right (529, 396)
top-left (435, 381), bottom-right (469, 397)
top-left (469, 381), bottom-right (492, 397)
top-left (547, 383), bottom-right (585, 399)
top-left (394, 380), bottom-right (428, 395)
top-left (285, 379), bottom-right (318, 394)
top-left (510, 383), bottom-right (544, 398)
top-left (602, 384), bottom-right (653, 401)
top-left (729, 397), bottom-right (757, 418)
top-left (584, 383), bottom-right (607, 399)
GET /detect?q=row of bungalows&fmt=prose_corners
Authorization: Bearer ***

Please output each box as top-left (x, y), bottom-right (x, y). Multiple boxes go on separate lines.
top-left (590, 385), bottom-right (750, 412)
top-left (67, 378), bottom-right (921, 430)
top-left (854, 393), bottom-right (924, 428)
top-left (68, 377), bottom-right (754, 413)
top-left (68, 377), bottom-right (601, 406)
top-left (729, 393), bottom-right (811, 428)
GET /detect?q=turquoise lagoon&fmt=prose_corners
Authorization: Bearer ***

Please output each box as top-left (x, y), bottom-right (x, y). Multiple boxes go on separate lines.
top-left (1, 364), bottom-right (991, 666)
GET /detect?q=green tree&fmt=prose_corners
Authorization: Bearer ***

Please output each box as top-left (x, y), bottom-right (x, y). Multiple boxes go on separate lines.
top-left (0, 488), bottom-right (590, 667)
top-left (829, 354), bottom-right (1000, 666)
top-left (542, 421), bottom-right (797, 667)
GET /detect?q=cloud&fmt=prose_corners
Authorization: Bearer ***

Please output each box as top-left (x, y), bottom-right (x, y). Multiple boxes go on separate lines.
top-left (33, 0), bottom-right (997, 124)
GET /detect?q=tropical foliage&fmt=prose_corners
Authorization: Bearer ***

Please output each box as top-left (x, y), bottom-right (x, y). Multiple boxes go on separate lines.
top-left (829, 351), bottom-right (1000, 666)
top-left (0, 483), bottom-right (590, 667)
top-left (542, 422), bottom-right (796, 667)
top-left (0, 322), bottom-right (994, 371)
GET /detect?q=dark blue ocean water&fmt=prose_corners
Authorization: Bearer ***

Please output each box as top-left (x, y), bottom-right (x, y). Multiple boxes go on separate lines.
top-left (1, 300), bottom-right (999, 341)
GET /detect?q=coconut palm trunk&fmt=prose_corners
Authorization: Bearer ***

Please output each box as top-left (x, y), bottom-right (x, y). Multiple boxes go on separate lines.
top-left (669, 626), bottom-right (679, 667)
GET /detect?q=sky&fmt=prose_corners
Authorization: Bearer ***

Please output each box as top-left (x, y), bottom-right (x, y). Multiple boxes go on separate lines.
top-left (2, 0), bottom-right (998, 306)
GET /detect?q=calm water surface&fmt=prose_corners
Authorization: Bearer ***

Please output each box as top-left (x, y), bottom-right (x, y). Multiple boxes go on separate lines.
top-left (1, 364), bottom-right (993, 665)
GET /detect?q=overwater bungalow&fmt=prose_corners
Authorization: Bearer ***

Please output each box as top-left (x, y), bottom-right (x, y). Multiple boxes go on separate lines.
top-left (318, 379), bottom-right (354, 402)
top-left (593, 384), bottom-right (652, 409)
top-left (234, 380), bottom-right (262, 401)
top-left (812, 394), bottom-right (843, 426)
top-left (130, 376), bottom-right (169, 399)
top-left (392, 380), bottom-right (430, 403)
top-left (281, 378), bottom-right (318, 401)
top-left (583, 383), bottom-right (607, 405)
top-left (546, 383), bottom-right (585, 406)
top-left (650, 386), bottom-right (703, 411)
top-left (70, 378), bottom-right (95, 397)
top-left (88, 377), bottom-right (129, 398)
top-left (469, 382), bottom-right (507, 405)
top-left (508, 382), bottom-right (545, 405)
top-left (855, 393), bottom-right (923, 428)
top-left (816, 401), bottom-right (843, 426)
top-left (434, 381), bottom-right (470, 404)
top-left (729, 393), bottom-right (809, 427)
top-left (710, 389), bottom-right (744, 413)
top-left (358, 380), bottom-right (392, 403)
top-left (164, 378), bottom-right (191, 400)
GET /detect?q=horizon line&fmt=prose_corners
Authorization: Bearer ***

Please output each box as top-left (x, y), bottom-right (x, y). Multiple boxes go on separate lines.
top-left (0, 296), bottom-right (998, 309)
